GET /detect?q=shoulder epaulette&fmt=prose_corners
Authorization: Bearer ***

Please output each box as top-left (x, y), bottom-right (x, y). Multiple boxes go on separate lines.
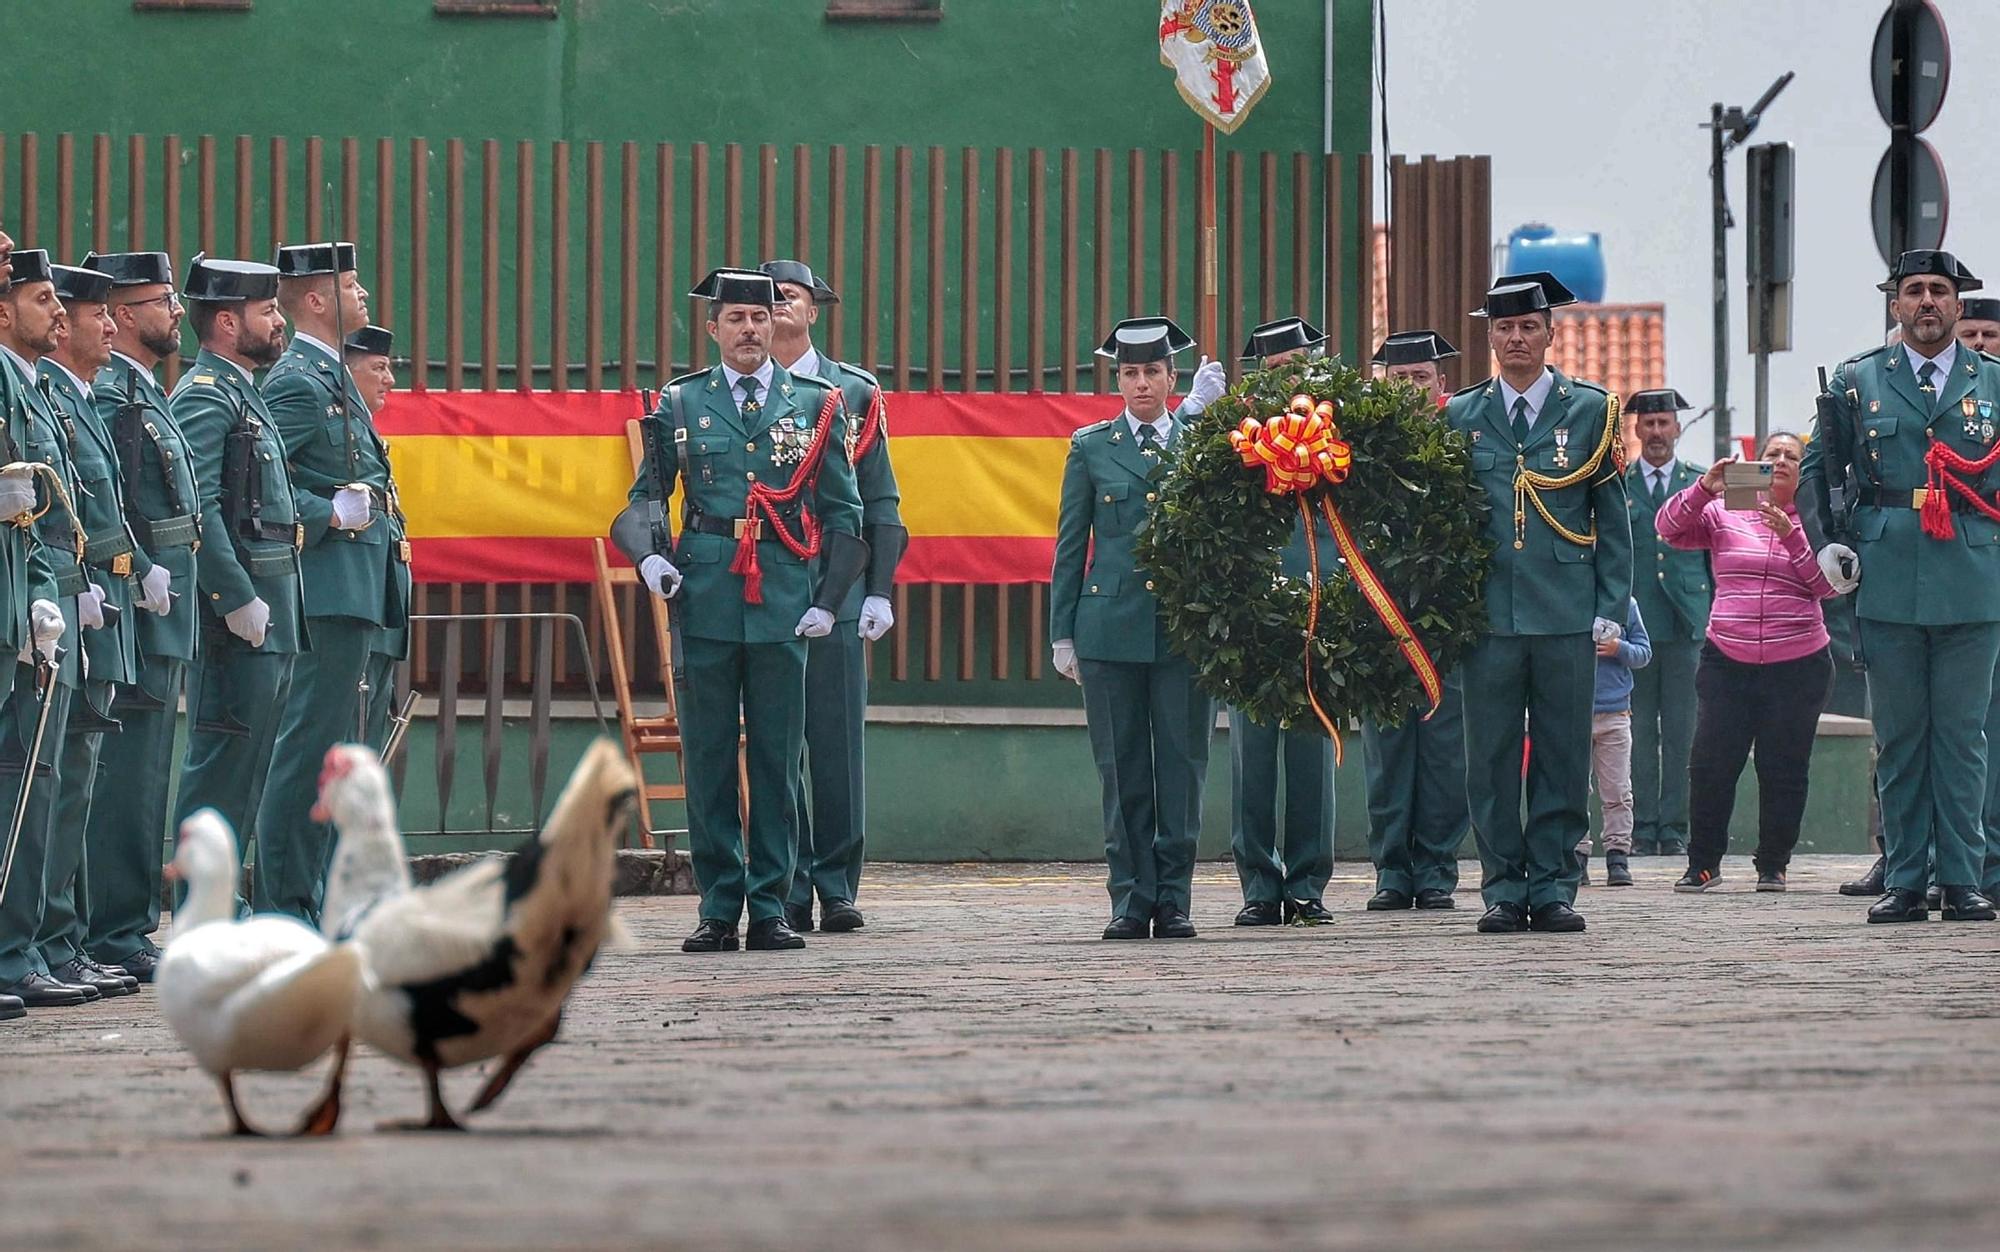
top-left (1567, 378), bottom-right (1609, 396)
top-left (829, 359), bottom-right (881, 389)
top-left (665, 367), bottom-right (711, 392)
top-left (1842, 344), bottom-right (1889, 368)
top-left (1450, 377), bottom-right (1493, 400)
top-left (1072, 419), bottom-right (1115, 441)
top-left (786, 369), bottom-right (839, 393)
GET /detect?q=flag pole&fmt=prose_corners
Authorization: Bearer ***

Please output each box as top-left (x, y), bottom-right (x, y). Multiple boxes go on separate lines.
top-left (1199, 121), bottom-right (1218, 359)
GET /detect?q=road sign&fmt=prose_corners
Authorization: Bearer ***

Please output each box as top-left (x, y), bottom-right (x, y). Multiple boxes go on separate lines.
top-left (1872, 136), bottom-right (1948, 266)
top-left (1872, 0), bottom-right (1951, 132)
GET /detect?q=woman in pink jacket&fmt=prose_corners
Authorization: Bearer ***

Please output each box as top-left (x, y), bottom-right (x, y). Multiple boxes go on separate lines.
top-left (1654, 431), bottom-right (1839, 892)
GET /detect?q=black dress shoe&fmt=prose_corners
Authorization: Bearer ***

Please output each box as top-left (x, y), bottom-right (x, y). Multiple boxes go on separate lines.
top-left (81, 957), bottom-right (140, 992)
top-left (1866, 888), bottom-right (1929, 924)
top-left (1414, 888), bottom-right (1456, 910)
top-left (783, 904), bottom-right (814, 934)
top-left (2, 972), bottom-right (89, 1007)
top-left (1604, 852), bottom-right (1633, 887)
top-left (0, 992), bottom-right (22, 1021)
top-left (1939, 886), bottom-right (1998, 921)
top-left (1926, 884), bottom-right (1943, 911)
top-left (53, 957), bottom-right (134, 998)
top-left (109, 948), bottom-right (161, 984)
top-left (1152, 909), bottom-right (1196, 939)
top-left (1529, 901), bottom-right (1587, 933)
top-left (1234, 901), bottom-right (1282, 926)
top-left (819, 900), bottom-right (864, 932)
top-left (1285, 898), bottom-right (1335, 926)
top-left (681, 920), bottom-right (740, 953)
top-left (1102, 915), bottom-right (1150, 940)
top-left (1476, 901), bottom-right (1529, 933)
top-left (746, 917), bottom-right (807, 950)
top-left (1365, 888), bottom-right (1414, 911)
top-left (1839, 856), bottom-right (1887, 897)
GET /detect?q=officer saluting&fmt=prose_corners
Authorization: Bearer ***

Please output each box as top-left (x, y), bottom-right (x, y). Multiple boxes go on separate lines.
top-left (1361, 330), bottom-right (1471, 911)
top-left (612, 268), bottom-right (867, 954)
top-left (1051, 317), bottom-right (1216, 940)
top-left (1801, 249), bottom-right (2000, 923)
top-left (340, 324), bottom-right (413, 751)
top-left (1445, 273), bottom-right (1633, 934)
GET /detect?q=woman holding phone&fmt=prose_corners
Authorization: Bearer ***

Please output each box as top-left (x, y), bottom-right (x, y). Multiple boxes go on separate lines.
top-left (1654, 432), bottom-right (1840, 892)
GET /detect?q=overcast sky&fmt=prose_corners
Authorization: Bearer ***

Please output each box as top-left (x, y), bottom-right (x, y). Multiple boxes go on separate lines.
top-left (1377, 0), bottom-right (1996, 457)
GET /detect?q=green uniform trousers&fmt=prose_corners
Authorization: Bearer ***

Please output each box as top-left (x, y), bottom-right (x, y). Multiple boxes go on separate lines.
top-left (176, 644), bottom-right (295, 916)
top-left (1985, 662), bottom-right (2000, 898)
top-left (1227, 708), bottom-right (1333, 906)
top-left (1079, 656), bottom-right (1213, 920)
top-left (1360, 674), bottom-right (1468, 896)
top-left (37, 677), bottom-right (113, 968)
top-left (85, 656), bottom-right (184, 963)
top-left (362, 650), bottom-right (402, 751)
top-left (1461, 633), bottom-right (1593, 910)
top-left (1630, 638), bottom-right (1698, 852)
top-left (0, 667), bottom-right (72, 986)
top-left (1861, 618), bottom-right (2000, 891)
top-left (254, 618), bottom-right (374, 923)
top-left (682, 634), bottom-right (806, 927)
top-left (791, 628), bottom-right (867, 911)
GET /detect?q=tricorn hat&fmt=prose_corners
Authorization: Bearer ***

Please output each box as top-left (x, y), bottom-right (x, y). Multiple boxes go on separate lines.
top-left (1372, 329), bottom-right (1460, 366)
top-left (1879, 249), bottom-right (1981, 294)
top-left (51, 265), bottom-right (115, 305)
top-left (80, 250), bottom-right (175, 288)
top-left (759, 259), bottom-right (839, 305)
top-left (274, 242), bottom-right (358, 277)
top-left (1470, 270), bottom-right (1578, 320)
top-left (183, 254), bottom-right (281, 303)
top-left (1241, 317), bottom-right (1327, 361)
top-left (1626, 388), bottom-right (1693, 415)
top-left (1095, 316), bottom-right (1194, 364)
top-left (689, 267), bottom-right (780, 306)
top-left (1958, 296), bottom-right (2000, 323)
top-left (343, 324), bottom-right (394, 356)
top-left (6, 249), bottom-right (53, 288)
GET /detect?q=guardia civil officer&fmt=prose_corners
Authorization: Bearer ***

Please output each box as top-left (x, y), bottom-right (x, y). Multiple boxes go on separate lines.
top-left (760, 259), bottom-right (905, 935)
top-left (79, 250), bottom-right (199, 981)
top-left (1800, 250), bottom-right (2000, 922)
top-left (341, 324), bottom-right (412, 751)
top-left (1445, 273), bottom-right (1633, 934)
top-left (1050, 317), bottom-right (1215, 940)
top-left (1228, 317), bottom-right (1338, 927)
top-left (171, 255), bottom-right (307, 916)
top-left (1360, 330), bottom-right (1471, 910)
top-left (1957, 297), bottom-right (2000, 905)
top-left (611, 268), bottom-right (866, 953)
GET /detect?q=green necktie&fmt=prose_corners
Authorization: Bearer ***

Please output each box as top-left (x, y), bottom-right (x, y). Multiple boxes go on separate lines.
top-left (1510, 395), bottom-right (1531, 446)
top-left (1649, 471), bottom-right (1666, 509)
top-left (1138, 423), bottom-right (1162, 455)
top-left (1919, 360), bottom-right (1939, 411)
top-left (737, 374), bottom-right (762, 415)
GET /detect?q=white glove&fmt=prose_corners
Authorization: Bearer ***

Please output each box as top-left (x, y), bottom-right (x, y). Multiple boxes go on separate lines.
top-left (0, 466), bottom-right (35, 518)
top-left (1051, 639), bottom-right (1081, 685)
top-left (1592, 617), bottom-right (1623, 644)
top-left (857, 595), bottom-right (895, 641)
top-left (78, 584), bottom-right (105, 631)
top-left (223, 596), bottom-right (271, 648)
top-left (795, 607), bottom-right (835, 638)
top-left (138, 564), bottom-right (173, 615)
top-left (639, 554), bottom-right (682, 599)
top-left (1181, 355), bottom-right (1227, 416)
top-left (29, 598), bottom-right (64, 664)
top-left (1818, 543), bottom-right (1860, 594)
top-left (331, 485), bottom-right (373, 530)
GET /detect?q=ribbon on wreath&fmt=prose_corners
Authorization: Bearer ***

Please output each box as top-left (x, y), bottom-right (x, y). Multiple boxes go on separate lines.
top-left (1229, 394), bottom-right (1445, 760)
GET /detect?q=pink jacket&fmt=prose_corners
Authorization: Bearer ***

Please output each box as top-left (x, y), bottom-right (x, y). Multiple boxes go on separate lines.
top-left (1654, 481), bottom-right (1836, 664)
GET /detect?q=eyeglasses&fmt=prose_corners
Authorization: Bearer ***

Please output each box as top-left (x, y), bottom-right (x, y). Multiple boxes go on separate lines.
top-left (119, 293), bottom-right (183, 311)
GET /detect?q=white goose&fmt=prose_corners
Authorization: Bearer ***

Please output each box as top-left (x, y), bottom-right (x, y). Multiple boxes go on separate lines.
top-left (315, 739), bottom-right (638, 1130)
top-left (156, 810), bottom-right (364, 1136)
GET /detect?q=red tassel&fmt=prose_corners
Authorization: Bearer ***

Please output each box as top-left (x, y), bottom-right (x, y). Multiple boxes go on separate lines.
top-left (1921, 476), bottom-right (1957, 541)
top-left (729, 525), bottom-right (765, 604)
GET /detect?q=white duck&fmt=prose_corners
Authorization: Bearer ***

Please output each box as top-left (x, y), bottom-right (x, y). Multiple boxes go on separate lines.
top-left (156, 810), bottom-right (364, 1137)
top-left (314, 738), bottom-right (637, 1130)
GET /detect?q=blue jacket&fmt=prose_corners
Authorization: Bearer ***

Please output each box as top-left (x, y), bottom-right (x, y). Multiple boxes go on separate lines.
top-left (1594, 598), bottom-right (1652, 714)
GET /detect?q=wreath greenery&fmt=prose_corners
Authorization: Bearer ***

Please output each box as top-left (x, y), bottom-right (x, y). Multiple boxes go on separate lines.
top-left (1136, 356), bottom-right (1493, 733)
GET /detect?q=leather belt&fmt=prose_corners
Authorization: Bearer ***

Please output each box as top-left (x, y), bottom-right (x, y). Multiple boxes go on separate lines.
top-left (243, 547), bottom-right (298, 578)
top-left (1858, 486), bottom-right (1994, 513)
top-left (243, 519), bottom-right (306, 550)
top-left (53, 565), bottom-right (88, 598)
top-left (683, 511), bottom-right (797, 541)
top-left (134, 513), bottom-right (199, 551)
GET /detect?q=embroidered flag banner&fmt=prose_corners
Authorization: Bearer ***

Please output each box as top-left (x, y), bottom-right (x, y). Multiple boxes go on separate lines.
top-left (1158, 0), bottom-right (1273, 134)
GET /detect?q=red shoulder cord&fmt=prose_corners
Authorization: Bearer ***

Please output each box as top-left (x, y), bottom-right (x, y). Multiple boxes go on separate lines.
top-left (1920, 436), bottom-right (2000, 540)
top-left (850, 387), bottom-right (886, 463)
top-left (728, 392), bottom-right (842, 603)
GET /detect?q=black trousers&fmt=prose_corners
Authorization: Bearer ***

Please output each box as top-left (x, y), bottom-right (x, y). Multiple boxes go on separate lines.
top-left (1686, 642), bottom-right (1833, 874)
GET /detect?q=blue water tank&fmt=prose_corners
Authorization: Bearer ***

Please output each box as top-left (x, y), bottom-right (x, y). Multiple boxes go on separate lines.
top-left (1504, 223), bottom-right (1606, 304)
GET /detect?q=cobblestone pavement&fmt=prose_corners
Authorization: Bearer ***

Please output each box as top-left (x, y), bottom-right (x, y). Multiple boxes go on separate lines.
top-left (2, 856), bottom-right (1997, 1251)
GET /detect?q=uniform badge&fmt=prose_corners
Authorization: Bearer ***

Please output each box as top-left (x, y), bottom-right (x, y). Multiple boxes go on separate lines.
top-left (1469, 429), bottom-right (1481, 443)
top-left (698, 415), bottom-right (712, 429)
top-left (1552, 427), bottom-right (1570, 469)
top-left (1869, 400), bottom-right (1881, 413)
top-left (1963, 397), bottom-right (1978, 419)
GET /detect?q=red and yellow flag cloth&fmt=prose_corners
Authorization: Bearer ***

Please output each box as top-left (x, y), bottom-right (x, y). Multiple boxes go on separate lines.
top-left (376, 389), bottom-right (1119, 584)
top-left (1159, 1), bottom-right (1273, 134)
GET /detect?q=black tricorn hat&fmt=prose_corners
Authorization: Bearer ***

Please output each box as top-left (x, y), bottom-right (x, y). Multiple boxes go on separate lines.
top-left (275, 242), bottom-right (358, 277)
top-left (183, 253), bottom-right (280, 303)
top-left (1879, 249), bottom-right (1981, 294)
top-left (6, 249), bottom-right (53, 288)
top-left (1095, 316), bottom-right (1194, 364)
top-left (689, 267), bottom-right (779, 306)
top-left (343, 324), bottom-right (394, 356)
top-left (81, 250), bottom-right (175, 288)
top-left (759, 259), bottom-right (839, 305)
top-left (52, 265), bottom-right (115, 305)
top-left (1626, 388), bottom-right (1693, 415)
top-left (1372, 329), bottom-right (1460, 366)
top-left (1959, 296), bottom-right (2000, 323)
top-left (1471, 270), bottom-right (1578, 319)
top-left (1241, 317), bottom-right (1327, 361)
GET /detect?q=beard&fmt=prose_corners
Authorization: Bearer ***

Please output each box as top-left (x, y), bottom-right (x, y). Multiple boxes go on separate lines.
top-left (237, 323), bottom-right (285, 368)
top-left (140, 324), bottom-right (182, 359)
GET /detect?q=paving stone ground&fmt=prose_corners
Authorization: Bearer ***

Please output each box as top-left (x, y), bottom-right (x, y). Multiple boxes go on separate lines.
top-left (2, 855), bottom-right (1997, 1251)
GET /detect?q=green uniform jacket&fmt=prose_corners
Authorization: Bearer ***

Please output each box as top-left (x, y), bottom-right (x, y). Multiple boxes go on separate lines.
top-left (172, 349), bottom-right (308, 655)
top-left (802, 353), bottom-right (903, 622)
top-left (621, 363), bottom-right (862, 644)
top-left (1627, 458), bottom-right (1712, 642)
top-left (1444, 370), bottom-right (1634, 635)
top-left (8, 353), bottom-right (87, 689)
top-left (264, 336), bottom-right (404, 629)
top-left (0, 362), bottom-right (58, 659)
top-left (92, 354), bottom-right (202, 663)
top-left (1049, 412), bottom-right (1183, 664)
top-left (1803, 344), bottom-right (2000, 625)
top-left (40, 362), bottom-right (139, 685)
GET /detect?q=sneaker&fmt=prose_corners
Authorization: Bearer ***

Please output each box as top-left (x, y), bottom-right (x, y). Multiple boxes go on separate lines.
top-left (1674, 867), bottom-right (1723, 893)
top-left (1755, 870), bottom-right (1786, 892)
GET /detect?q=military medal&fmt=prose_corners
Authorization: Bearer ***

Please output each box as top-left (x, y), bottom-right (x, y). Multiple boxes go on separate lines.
top-left (1552, 427), bottom-right (1570, 469)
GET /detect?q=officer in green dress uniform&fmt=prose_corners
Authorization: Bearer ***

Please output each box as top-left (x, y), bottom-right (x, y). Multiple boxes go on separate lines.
top-left (1050, 317), bottom-right (1216, 940)
top-left (1800, 249), bottom-right (2000, 923)
top-left (1227, 317), bottom-right (1338, 928)
top-left (171, 256), bottom-right (308, 915)
top-left (1360, 330), bottom-right (1471, 911)
top-left (611, 268), bottom-right (866, 953)
top-left (0, 247), bottom-right (86, 1011)
top-left (1624, 389), bottom-right (1709, 864)
top-left (77, 250), bottom-right (196, 981)
top-left (761, 260), bottom-right (906, 936)
top-left (253, 243), bottom-right (400, 923)
top-left (1445, 273), bottom-right (1633, 934)
top-left (342, 325), bottom-right (413, 752)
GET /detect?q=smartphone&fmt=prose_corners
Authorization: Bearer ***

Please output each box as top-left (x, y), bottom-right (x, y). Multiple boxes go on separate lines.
top-left (1723, 460), bottom-right (1774, 511)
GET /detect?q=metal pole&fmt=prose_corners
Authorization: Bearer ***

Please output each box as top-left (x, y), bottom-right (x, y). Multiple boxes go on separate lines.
top-left (1710, 102), bottom-right (1732, 462)
top-left (1754, 344), bottom-right (1770, 446)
